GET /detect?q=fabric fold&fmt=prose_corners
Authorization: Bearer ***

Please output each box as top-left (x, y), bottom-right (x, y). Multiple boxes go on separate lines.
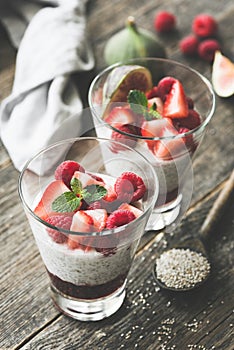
top-left (0, 0), bottom-right (95, 172)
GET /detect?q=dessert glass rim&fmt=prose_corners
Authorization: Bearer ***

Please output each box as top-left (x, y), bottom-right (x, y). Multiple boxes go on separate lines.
top-left (18, 136), bottom-right (158, 237)
top-left (88, 57), bottom-right (216, 140)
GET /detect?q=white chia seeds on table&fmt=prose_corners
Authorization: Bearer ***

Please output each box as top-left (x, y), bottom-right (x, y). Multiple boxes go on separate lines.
top-left (155, 248), bottom-right (211, 289)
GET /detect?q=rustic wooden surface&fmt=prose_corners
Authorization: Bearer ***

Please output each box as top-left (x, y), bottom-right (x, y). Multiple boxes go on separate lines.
top-left (0, 0), bottom-right (234, 349)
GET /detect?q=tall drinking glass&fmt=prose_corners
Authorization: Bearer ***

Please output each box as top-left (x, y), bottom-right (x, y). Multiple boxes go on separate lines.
top-left (88, 58), bottom-right (215, 231)
top-left (18, 137), bottom-right (158, 321)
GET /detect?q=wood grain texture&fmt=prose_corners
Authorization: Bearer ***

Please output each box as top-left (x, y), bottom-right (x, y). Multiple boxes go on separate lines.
top-left (0, 0), bottom-right (233, 349)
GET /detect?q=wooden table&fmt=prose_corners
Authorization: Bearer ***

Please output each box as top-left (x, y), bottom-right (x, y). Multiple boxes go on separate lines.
top-left (1, 1), bottom-right (233, 349)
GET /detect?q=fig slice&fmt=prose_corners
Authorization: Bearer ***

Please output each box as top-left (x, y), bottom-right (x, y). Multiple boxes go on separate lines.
top-left (211, 51), bottom-right (234, 98)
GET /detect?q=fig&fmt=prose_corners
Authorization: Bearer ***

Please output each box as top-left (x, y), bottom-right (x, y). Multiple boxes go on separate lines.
top-left (102, 65), bottom-right (153, 116)
top-left (104, 16), bottom-right (166, 65)
top-left (211, 51), bottom-right (234, 98)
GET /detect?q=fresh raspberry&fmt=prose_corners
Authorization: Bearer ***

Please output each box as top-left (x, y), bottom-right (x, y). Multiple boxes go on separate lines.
top-left (179, 35), bottom-right (199, 56)
top-left (192, 14), bottom-right (217, 38)
top-left (154, 11), bottom-right (176, 33)
top-left (114, 172), bottom-right (146, 203)
top-left (174, 109), bottom-right (202, 130)
top-left (198, 39), bottom-right (220, 62)
top-left (106, 209), bottom-right (136, 229)
top-left (111, 124), bottom-right (138, 153)
top-left (157, 77), bottom-right (176, 101)
top-left (46, 214), bottom-right (73, 243)
top-left (55, 161), bottom-right (85, 188)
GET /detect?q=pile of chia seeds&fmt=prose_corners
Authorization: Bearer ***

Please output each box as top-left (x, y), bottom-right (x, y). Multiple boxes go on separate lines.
top-left (155, 248), bottom-right (211, 289)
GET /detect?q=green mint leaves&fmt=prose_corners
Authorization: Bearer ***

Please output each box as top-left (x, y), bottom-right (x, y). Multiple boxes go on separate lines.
top-left (52, 177), bottom-right (107, 213)
top-left (52, 192), bottom-right (81, 213)
top-left (127, 90), bottom-right (162, 121)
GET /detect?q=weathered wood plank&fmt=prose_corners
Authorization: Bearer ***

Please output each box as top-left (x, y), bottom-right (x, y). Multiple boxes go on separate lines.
top-left (0, 0), bottom-right (233, 349)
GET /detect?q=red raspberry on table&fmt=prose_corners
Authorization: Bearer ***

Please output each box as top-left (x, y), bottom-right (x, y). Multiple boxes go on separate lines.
top-left (198, 39), bottom-right (220, 62)
top-left (106, 209), bottom-right (136, 229)
top-left (192, 14), bottom-right (217, 38)
top-left (55, 161), bottom-right (85, 188)
top-left (114, 172), bottom-right (146, 203)
top-left (179, 35), bottom-right (199, 56)
top-left (154, 11), bottom-right (176, 33)
top-left (46, 214), bottom-right (73, 243)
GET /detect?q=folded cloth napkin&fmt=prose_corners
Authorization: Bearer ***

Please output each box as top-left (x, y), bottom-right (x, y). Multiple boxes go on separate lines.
top-left (0, 0), bottom-right (95, 172)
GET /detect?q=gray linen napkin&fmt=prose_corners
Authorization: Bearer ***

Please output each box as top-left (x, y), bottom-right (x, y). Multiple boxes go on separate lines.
top-left (0, 0), bottom-right (95, 171)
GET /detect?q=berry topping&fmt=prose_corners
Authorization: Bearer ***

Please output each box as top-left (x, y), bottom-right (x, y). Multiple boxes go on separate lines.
top-left (174, 109), bottom-right (202, 130)
top-left (114, 172), bottom-right (146, 202)
top-left (145, 86), bottom-right (159, 99)
top-left (111, 124), bottom-right (138, 153)
top-left (54, 161), bottom-right (85, 188)
top-left (105, 106), bottom-right (136, 128)
top-left (192, 14), bottom-right (217, 38)
top-left (163, 80), bottom-right (189, 119)
top-left (179, 35), bottom-right (199, 56)
top-left (118, 203), bottom-right (143, 218)
top-left (34, 180), bottom-right (71, 220)
top-left (46, 214), bottom-right (73, 243)
top-left (157, 77), bottom-right (176, 101)
top-left (154, 11), bottom-right (176, 33)
top-left (72, 171), bottom-right (104, 188)
top-left (106, 209), bottom-right (136, 229)
top-left (198, 39), bottom-right (221, 62)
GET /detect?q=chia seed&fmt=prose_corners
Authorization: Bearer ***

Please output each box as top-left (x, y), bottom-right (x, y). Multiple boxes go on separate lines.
top-left (155, 248), bottom-right (211, 289)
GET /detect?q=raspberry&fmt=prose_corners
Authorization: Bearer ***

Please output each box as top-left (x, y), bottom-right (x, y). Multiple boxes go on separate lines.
top-left (55, 161), bottom-right (85, 188)
top-left (114, 172), bottom-right (146, 203)
top-left (106, 209), bottom-right (136, 229)
top-left (111, 125), bottom-right (138, 153)
top-left (154, 11), bottom-right (176, 33)
top-left (198, 39), bottom-right (220, 62)
top-left (179, 35), bottom-right (199, 56)
top-left (157, 77), bottom-right (176, 101)
top-left (192, 14), bottom-right (217, 38)
top-left (174, 109), bottom-right (202, 130)
top-left (46, 214), bottom-right (73, 243)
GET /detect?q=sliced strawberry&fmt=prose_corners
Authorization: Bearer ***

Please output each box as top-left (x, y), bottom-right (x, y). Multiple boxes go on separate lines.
top-left (154, 137), bottom-right (187, 160)
top-left (72, 171), bottom-right (104, 188)
top-left (163, 80), bottom-right (189, 119)
top-left (34, 180), bottom-right (71, 220)
top-left (147, 97), bottom-right (164, 115)
top-left (68, 209), bottom-right (107, 250)
top-left (54, 161), bottom-right (85, 188)
top-left (157, 76), bottom-right (176, 101)
top-left (141, 118), bottom-right (174, 152)
top-left (118, 203), bottom-right (143, 218)
top-left (105, 106), bottom-right (136, 129)
top-left (145, 86), bottom-right (159, 99)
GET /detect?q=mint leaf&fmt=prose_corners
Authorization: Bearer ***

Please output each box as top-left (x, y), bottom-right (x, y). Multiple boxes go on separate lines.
top-left (52, 192), bottom-right (81, 213)
top-left (82, 185), bottom-right (107, 203)
top-left (127, 90), bottom-right (148, 115)
top-left (70, 177), bottom-right (83, 195)
top-left (128, 89), bottom-right (162, 121)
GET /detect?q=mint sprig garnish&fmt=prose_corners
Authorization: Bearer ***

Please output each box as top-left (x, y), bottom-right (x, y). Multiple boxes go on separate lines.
top-left (52, 192), bottom-right (81, 213)
top-left (127, 89), bottom-right (162, 121)
top-left (52, 177), bottom-right (107, 213)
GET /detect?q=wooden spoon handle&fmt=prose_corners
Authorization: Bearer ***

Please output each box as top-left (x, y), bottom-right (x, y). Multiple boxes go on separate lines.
top-left (200, 169), bottom-right (234, 241)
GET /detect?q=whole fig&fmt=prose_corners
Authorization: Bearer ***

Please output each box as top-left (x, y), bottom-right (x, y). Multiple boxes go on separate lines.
top-left (104, 16), bottom-right (166, 65)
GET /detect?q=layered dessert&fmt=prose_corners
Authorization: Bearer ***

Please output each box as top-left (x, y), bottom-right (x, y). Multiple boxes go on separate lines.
top-left (92, 65), bottom-right (202, 207)
top-left (33, 160), bottom-right (147, 300)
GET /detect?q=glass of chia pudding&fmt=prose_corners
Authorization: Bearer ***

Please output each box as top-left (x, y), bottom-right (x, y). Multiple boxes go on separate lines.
top-left (88, 58), bottom-right (215, 231)
top-left (18, 137), bottom-right (158, 321)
